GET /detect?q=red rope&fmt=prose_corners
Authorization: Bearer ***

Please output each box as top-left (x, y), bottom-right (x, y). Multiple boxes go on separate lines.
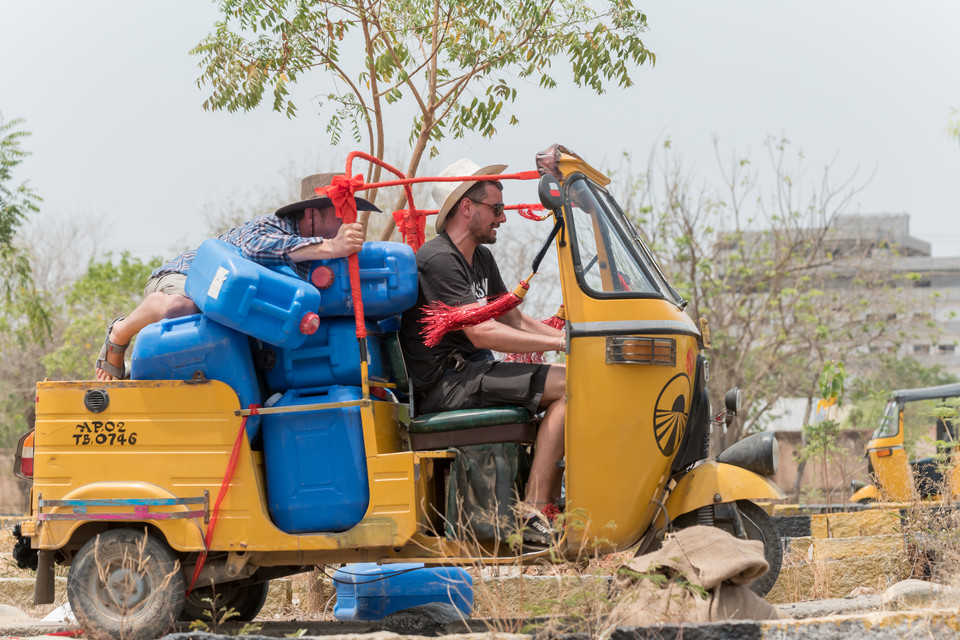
top-left (186, 404), bottom-right (259, 596)
top-left (312, 153), bottom-right (544, 342)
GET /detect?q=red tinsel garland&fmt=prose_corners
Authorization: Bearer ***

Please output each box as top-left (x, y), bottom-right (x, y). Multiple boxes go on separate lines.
top-left (421, 278), bottom-right (533, 347)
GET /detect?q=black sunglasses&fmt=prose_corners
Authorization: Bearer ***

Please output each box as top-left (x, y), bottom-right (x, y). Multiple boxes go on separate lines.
top-left (468, 198), bottom-right (505, 216)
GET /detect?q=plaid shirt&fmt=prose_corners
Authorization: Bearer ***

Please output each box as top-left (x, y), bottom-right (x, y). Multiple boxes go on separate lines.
top-left (152, 215), bottom-right (323, 280)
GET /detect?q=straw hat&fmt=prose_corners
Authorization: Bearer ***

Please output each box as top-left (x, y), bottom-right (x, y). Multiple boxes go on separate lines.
top-left (275, 173), bottom-right (380, 218)
top-left (432, 159), bottom-right (507, 233)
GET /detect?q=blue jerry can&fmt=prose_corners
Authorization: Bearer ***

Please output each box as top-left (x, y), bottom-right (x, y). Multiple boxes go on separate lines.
top-left (333, 563), bottom-right (473, 621)
top-left (185, 239), bottom-right (321, 349)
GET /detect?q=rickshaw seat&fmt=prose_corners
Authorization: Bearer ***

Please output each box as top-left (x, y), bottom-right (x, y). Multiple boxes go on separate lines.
top-left (408, 406), bottom-right (536, 450)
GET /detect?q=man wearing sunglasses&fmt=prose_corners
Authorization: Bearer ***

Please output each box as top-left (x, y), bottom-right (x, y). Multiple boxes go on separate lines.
top-left (400, 159), bottom-right (567, 547)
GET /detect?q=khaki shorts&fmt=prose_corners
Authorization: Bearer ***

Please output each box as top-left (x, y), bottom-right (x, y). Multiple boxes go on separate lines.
top-left (143, 273), bottom-right (188, 299)
top-left (418, 360), bottom-right (550, 415)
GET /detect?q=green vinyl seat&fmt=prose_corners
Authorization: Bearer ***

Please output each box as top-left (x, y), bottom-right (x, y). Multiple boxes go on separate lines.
top-left (408, 406), bottom-right (537, 450)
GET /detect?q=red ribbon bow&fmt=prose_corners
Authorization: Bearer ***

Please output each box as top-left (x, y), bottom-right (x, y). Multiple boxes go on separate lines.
top-left (320, 173), bottom-right (365, 224)
top-left (392, 208), bottom-right (427, 252)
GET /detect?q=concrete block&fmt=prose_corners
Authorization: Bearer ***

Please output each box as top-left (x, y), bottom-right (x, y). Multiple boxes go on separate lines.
top-left (809, 509), bottom-right (901, 539)
top-left (767, 552), bottom-right (910, 604)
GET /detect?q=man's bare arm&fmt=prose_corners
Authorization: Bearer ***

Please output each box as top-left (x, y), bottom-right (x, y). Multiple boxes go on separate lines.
top-left (286, 222), bottom-right (364, 262)
top-left (464, 315), bottom-right (564, 353)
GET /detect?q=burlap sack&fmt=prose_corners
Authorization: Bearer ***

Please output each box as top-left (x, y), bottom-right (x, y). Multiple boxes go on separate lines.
top-left (610, 525), bottom-right (790, 624)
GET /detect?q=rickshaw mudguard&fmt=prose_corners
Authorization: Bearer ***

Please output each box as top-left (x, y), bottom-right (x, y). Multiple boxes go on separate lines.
top-left (850, 484), bottom-right (879, 503)
top-left (659, 461), bottom-right (785, 526)
top-left (33, 481), bottom-right (207, 552)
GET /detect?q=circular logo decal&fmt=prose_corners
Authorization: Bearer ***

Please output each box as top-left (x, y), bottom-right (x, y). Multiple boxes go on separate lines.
top-left (653, 373), bottom-right (691, 457)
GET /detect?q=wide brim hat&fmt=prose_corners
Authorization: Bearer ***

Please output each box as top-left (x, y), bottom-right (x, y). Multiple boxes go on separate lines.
top-left (275, 173), bottom-right (380, 218)
top-left (432, 159), bottom-right (507, 233)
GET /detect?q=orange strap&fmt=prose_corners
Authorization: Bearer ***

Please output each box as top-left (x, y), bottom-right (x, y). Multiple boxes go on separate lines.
top-left (186, 404), bottom-right (260, 596)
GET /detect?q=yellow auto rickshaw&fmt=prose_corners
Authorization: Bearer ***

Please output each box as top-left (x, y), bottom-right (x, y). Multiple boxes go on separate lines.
top-left (13, 145), bottom-right (785, 640)
top-left (851, 382), bottom-right (960, 502)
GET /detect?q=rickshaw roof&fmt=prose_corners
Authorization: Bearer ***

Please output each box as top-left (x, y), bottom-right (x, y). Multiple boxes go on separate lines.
top-left (891, 382), bottom-right (960, 404)
top-left (557, 153), bottom-right (611, 187)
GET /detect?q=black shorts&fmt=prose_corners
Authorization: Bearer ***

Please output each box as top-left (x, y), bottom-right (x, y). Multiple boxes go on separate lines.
top-left (418, 360), bottom-right (551, 415)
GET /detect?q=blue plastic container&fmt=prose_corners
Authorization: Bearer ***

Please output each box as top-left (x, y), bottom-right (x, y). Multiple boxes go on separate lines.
top-left (261, 385), bottom-right (369, 533)
top-left (308, 241), bottom-right (418, 318)
top-left (263, 318), bottom-right (388, 393)
top-left (185, 239), bottom-right (321, 349)
top-left (130, 314), bottom-right (263, 443)
top-left (333, 563), bottom-right (473, 621)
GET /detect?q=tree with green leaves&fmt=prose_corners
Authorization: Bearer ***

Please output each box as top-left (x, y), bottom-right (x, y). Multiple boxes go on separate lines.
top-left (192, 0), bottom-right (654, 238)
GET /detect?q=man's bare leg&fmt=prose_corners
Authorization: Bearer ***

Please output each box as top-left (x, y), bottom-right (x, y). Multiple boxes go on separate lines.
top-left (95, 292), bottom-right (199, 381)
top-left (524, 365), bottom-right (566, 508)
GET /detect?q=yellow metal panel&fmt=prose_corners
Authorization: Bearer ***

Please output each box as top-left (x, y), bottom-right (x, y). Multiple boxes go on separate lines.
top-left (660, 462), bottom-right (786, 526)
top-left (32, 381), bottom-right (418, 556)
top-left (869, 447), bottom-right (913, 501)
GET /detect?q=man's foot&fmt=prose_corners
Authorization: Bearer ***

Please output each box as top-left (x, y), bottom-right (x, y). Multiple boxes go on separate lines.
top-left (521, 505), bottom-right (559, 548)
top-left (95, 318), bottom-right (129, 381)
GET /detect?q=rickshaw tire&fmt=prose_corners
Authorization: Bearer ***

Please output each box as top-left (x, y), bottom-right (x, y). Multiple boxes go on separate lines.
top-left (67, 528), bottom-right (184, 640)
top-left (180, 580), bottom-right (270, 622)
top-left (731, 499), bottom-right (782, 597)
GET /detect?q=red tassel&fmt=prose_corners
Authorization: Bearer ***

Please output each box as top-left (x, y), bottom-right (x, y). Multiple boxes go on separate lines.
top-left (503, 305), bottom-right (567, 363)
top-left (421, 278), bottom-right (532, 348)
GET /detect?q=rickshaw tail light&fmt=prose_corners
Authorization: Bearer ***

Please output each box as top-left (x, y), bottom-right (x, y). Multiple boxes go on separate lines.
top-left (876, 448), bottom-right (893, 458)
top-left (606, 336), bottom-right (676, 366)
top-left (14, 429), bottom-right (34, 480)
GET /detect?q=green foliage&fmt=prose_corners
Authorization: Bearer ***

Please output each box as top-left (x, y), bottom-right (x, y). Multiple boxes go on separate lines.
top-left (818, 360), bottom-right (846, 407)
top-left (0, 114), bottom-right (41, 253)
top-left (192, 0), bottom-right (654, 198)
top-left (42, 252), bottom-right (162, 380)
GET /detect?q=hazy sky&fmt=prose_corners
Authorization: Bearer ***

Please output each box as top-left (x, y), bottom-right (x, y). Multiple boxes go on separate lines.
top-left (2, 1), bottom-right (959, 262)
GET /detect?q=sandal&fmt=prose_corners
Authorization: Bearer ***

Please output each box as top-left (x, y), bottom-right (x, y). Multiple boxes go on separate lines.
top-left (95, 317), bottom-right (129, 380)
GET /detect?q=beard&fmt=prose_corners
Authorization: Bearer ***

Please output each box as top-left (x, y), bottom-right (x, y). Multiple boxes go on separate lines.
top-left (470, 219), bottom-right (499, 245)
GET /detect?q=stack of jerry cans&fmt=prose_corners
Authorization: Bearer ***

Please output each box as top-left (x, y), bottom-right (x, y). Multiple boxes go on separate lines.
top-left (134, 238), bottom-right (419, 533)
top-left (258, 240), bottom-right (418, 534)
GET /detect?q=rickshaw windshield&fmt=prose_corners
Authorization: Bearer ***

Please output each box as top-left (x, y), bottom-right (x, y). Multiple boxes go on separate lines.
top-left (565, 176), bottom-right (672, 300)
top-left (874, 401), bottom-right (900, 438)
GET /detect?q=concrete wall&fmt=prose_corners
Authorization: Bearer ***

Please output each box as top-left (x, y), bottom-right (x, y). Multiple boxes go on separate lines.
top-left (771, 430), bottom-right (872, 502)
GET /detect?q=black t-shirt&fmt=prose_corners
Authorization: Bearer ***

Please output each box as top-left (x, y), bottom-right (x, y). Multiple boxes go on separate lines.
top-left (400, 232), bottom-right (507, 392)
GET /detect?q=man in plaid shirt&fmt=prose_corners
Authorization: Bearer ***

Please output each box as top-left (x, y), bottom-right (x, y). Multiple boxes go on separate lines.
top-left (95, 173), bottom-right (377, 381)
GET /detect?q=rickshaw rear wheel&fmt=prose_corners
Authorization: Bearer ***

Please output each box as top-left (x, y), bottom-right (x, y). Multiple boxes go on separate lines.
top-left (180, 580), bottom-right (270, 622)
top-left (67, 528), bottom-right (184, 640)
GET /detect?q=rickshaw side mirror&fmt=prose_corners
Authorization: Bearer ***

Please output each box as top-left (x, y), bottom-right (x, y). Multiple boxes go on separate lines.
top-left (725, 388), bottom-right (742, 414)
top-left (538, 174), bottom-right (566, 211)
